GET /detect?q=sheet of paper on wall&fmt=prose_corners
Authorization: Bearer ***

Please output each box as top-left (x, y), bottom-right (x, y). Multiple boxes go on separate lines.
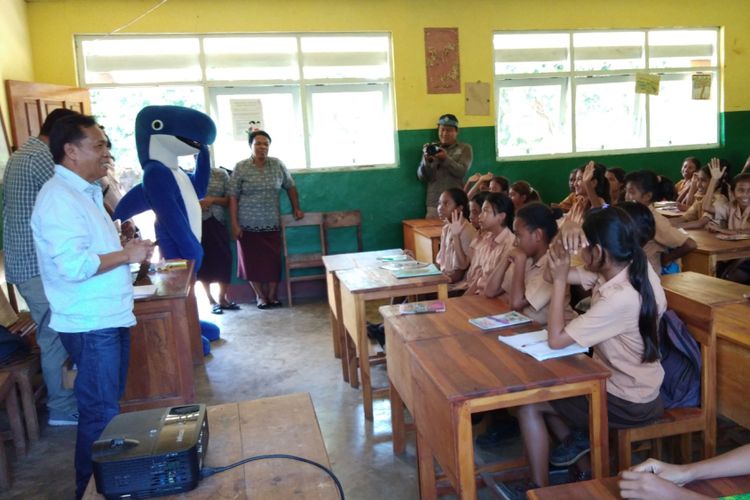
top-left (230, 99), bottom-right (264, 141)
top-left (465, 82), bottom-right (490, 116)
top-left (635, 73), bottom-right (660, 95)
top-left (692, 73), bottom-right (712, 100)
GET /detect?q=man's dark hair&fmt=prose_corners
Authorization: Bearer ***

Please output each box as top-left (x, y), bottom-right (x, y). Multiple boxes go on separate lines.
top-left (49, 114), bottom-right (99, 164)
top-left (39, 108), bottom-right (80, 137)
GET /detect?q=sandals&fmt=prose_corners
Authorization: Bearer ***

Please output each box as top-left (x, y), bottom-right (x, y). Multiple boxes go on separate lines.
top-left (257, 302), bottom-right (270, 310)
top-left (268, 300), bottom-right (282, 308)
top-left (211, 304), bottom-right (223, 315)
top-left (220, 301), bottom-right (240, 310)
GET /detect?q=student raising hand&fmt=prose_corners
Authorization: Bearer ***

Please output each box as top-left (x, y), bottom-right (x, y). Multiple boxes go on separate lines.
top-left (448, 208), bottom-right (466, 236)
top-left (547, 239), bottom-right (570, 283)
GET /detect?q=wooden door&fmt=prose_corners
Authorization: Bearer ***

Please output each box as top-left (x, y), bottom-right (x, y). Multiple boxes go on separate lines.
top-left (5, 80), bottom-right (91, 151)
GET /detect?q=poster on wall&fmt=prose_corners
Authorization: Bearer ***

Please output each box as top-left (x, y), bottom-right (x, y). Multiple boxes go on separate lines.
top-left (635, 73), bottom-right (660, 95)
top-left (424, 28), bottom-right (460, 94)
top-left (465, 82), bottom-right (490, 115)
top-left (692, 73), bottom-right (712, 100)
top-left (230, 99), bottom-right (264, 141)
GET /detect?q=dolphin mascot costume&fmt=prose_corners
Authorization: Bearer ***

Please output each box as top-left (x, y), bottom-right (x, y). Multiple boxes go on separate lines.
top-left (114, 105), bottom-right (219, 352)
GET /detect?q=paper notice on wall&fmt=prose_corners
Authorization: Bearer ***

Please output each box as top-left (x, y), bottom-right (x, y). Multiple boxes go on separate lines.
top-left (635, 73), bottom-right (660, 95)
top-left (692, 74), bottom-right (712, 100)
top-left (465, 82), bottom-right (490, 115)
top-left (230, 99), bottom-right (264, 141)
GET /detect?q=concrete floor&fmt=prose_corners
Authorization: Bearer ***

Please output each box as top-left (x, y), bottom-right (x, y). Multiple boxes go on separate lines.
top-left (4, 291), bottom-right (749, 500)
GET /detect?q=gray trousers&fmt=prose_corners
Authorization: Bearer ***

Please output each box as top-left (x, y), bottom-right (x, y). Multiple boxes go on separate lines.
top-left (16, 276), bottom-right (77, 417)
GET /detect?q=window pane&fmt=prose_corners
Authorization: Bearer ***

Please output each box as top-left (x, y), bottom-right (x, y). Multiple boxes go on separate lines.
top-left (573, 32), bottom-right (645, 71)
top-left (203, 36), bottom-right (299, 81)
top-left (301, 36), bottom-right (391, 80)
top-left (90, 86), bottom-right (205, 192)
top-left (81, 37), bottom-right (201, 84)
top-left (650, 72), bottom-right (718, 147)
top-left (649, 30), bottom-right (718, 69)
top-left (308, 85), bottom-right (395, 168)
top-left (575, 77), bottom-right (645, 151)
top-left (493, 33), bottom-right (570, 75)
top-left (212, 90), bottom-right (305, 170)
top-left (496, 80), bottom-right (571, 157)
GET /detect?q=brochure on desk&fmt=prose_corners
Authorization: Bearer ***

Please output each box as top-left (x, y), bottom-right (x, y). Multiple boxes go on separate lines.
top-left (498, 329), bottom-right (588, 361)
top-left (469, 310), bottom-right (533, 330)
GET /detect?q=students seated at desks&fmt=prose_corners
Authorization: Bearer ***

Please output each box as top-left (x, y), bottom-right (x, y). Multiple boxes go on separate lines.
top-left (551, 168), bottom-right (579, 213)
top-left (671, 164), bottom-right (727, 229)
top-left (503, 203), bottom-right (576, 325)
top-left (565, 161), bottom-right (610, 225)
top-left (606, 167), bottom-right (626, 205)
top-left (617, 201), bottom-right (657, 265)
top-left (468, 191), bottom-right (488, 231)
top-left (435, 188), bottom-right (476, 283)
top-left (675, 156), bottom-right (701, 208)
top-left (656, 175), bottom-right (677, 202)
top-left (509, 180), bottom-right (541, 211)
top-left (624, 170), bottom-right (697, 273)
top-left (514, 207), bottom-right (666, 492)
top-left (464, 192), bottom-right (515, 297)
top-left (619, 443), bottom-right (750, 500)
top-left (490, 175), bottom-right (510, 194)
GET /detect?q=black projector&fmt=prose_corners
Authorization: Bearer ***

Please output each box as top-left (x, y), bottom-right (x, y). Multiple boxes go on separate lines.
top-left (92, 404), bottom-right (209, 499)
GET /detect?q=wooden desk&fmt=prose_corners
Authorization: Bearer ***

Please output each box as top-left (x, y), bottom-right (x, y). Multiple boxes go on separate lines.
top-left (413, 225), bottom-right (443, 264)
top-left (661, 271), bottom-right (750, 307)
top-left (682, 229), bottom-right (750, 276)
top-left (83, 393), bottom-right (335, 499)
top-left (714, 302), bottom-right (750, 429)
top-left (336, 266), bottom-right (449, 421)
top-left (403, 219), bottom-right (443, 256)
top-left (322, 249), bottom-right (402, 383)
top-left (527, 474), bottom-right (750, 499)
top-left (122, 261), bottom-right (201, 412)
top-left (409, 334), bottom-right (611, 498)
top-left (381, 295), bottom-right (532, 454)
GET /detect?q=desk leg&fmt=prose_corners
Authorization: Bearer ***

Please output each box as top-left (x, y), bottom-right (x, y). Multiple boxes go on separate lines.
top-left (345, 326), bottom-right (359, 389)
top-left (329, 309), bottom-right (341, 360)
top-left (416, 431), bottom-right (437, 500)
top-left (357, 296), bottom-right (374, 421)
top-left (390, 379), bottom-right (406, 454)
top-left (456, 404), bottom-right (476, 498)
top-left (589, 379), bottom-right (610, 478)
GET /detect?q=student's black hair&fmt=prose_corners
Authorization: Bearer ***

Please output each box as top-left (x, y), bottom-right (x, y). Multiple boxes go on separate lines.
top-left (657, 175), bottom-right (677, 202)
top-left (731, 172), bottom-right (750, 190)
top-left (616, 201), bottom-right (655, 247)
top-left (49, 114), bottom-right (99, 164)
top-left (492, 175), bottom-right (510, 193)
top-left (40, 108), bottom-right (80, 137)
top-left (515, 202), bottom-right (557, 243)
top-left (443, 187), bottom-right (470, 219)
top-left (582, 207), bottom-right (659, 363)
top-left (483, 192), bottom-right (514, 230)
top-left (624, 170), bottom-right (660, 202)
top-left (510, 180), bottom-right (541, 204)
top-left (581, 162), bottom-right (611, 204)
top-left (248, 130), bottom-right (272, 146)
top-left (471, 190), bottom-right (489, 207)
top-left (608, 167), bottom-right (626, 185)
top-left (683, 156), bottom-right (702, 171)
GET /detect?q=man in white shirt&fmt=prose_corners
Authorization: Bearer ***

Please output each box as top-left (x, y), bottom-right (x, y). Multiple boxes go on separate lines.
top-left (31, 114), bottom-right (153, 499)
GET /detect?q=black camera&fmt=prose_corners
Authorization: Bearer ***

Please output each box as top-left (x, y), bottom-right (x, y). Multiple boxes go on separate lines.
top-left (425, 143), bottom-right (442, 156)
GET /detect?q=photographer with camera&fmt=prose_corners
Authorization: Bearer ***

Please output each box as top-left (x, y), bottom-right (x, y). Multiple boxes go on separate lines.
top-left (417, 114), bottom-right (473, 218)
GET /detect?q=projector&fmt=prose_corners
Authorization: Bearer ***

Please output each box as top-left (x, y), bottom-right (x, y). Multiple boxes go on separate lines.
top-left (92, 404), bottom-right (209, 499)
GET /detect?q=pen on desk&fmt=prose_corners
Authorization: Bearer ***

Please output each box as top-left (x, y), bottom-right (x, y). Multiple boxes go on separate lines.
top-left (521, 339), bottom-right (547, 349)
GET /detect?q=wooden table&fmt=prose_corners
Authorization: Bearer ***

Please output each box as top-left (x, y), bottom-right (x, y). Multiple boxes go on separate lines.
top-left (660, 271), bottom-right (750, 307)
top-left (527, 473), bottom-right (750, 499)
top-left (336, 266), bottom-right (449, 421)
top-left (682, 229), bottom-right (750, 276)
top-left (714, 302), bottom-right (750, 429)
top-left (122, 260), bottom-right (202, 412)
top-left (409, 331), bottom-right (611, 498)
top-left (413, 225), bottom-right (443, 264)
top-left (403, 218), bottom-right (443, 256)
top-left (381, 295), bottom-right (533, 454)
top-left (322, 249), bottom-right (402, 383)
top-left (83, 393), bottom-right (336, 499)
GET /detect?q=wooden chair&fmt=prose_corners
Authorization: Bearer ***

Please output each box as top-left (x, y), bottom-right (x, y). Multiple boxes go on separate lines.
top-left (323, 210), bottom-right (363, 254)
top-left (0, 371), bottom-right (25, 489)
top-left (281, 212), bottom-right (327, 306)
top-left (615, 290), bottom-right (716, 470)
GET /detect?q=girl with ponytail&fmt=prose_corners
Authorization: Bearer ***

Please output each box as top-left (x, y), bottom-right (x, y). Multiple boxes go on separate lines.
top-left (515, 206), bottom-right (667, 490)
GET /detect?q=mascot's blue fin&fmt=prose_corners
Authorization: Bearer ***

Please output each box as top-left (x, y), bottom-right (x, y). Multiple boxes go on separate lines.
top-left (113, 184), bottom-right (150, 222)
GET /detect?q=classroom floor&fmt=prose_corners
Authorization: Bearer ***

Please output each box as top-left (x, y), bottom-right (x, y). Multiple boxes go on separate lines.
top-left (3, 291), bottom-right (749, 499)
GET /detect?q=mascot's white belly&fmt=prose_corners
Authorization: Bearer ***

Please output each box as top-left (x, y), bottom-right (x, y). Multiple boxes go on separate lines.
top-left (173, 168), bottom-right (202, 240)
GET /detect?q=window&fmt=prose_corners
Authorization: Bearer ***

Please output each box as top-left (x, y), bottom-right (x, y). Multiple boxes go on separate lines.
top-left (493, 29), bottom-right (720, 159)
top-left (77, 33), bottom-right (396, 170)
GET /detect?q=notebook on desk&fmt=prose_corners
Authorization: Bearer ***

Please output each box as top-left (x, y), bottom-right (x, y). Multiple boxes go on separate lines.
top-left (497, 329), bottom-right (588, 361)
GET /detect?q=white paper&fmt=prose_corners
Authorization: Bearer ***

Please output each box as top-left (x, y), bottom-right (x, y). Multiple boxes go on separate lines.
top-left (133, 285), bottom-right (157, 298)
top-left (230, 99), bottom-right (264, 141)
top-left (498, 329), bottom-right (588, 361)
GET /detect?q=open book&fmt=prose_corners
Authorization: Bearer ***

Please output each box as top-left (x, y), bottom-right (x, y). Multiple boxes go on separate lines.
top-left (497, 329), bottom-right (588, 361)
top-left (469, 311), bottom-right (532, 330)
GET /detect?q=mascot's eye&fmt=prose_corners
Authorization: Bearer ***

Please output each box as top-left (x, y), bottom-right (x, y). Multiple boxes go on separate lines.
top-left (151, 119), bottom-right (164, 131)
